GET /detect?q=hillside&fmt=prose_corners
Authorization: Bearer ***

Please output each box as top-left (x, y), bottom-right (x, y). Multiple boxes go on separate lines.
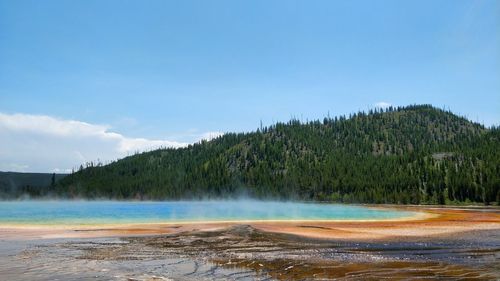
top-left (0, 172), bottom-right (67, 199)
top-left (54, 105), bottom-right (499, 204)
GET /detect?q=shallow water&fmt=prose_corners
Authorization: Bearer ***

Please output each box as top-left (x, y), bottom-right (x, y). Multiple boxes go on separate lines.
top-left (1, 226), bottom-right (498, 280)
top-left (0, 201), bottom-right (415, 225)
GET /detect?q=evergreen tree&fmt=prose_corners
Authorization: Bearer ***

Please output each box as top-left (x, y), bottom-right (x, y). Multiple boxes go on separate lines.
top-left (47, 105), bottom-right (500, 205)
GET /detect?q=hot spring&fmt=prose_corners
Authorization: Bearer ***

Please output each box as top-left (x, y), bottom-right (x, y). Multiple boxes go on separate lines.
top-left (0, 201), bottom-right (418, 225)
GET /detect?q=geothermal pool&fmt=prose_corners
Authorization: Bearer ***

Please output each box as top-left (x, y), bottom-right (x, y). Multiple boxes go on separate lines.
top-left (0, 200), bottom-right (417, 225)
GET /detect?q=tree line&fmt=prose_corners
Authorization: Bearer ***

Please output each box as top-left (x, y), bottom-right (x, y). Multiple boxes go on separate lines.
top-left (51, 105), bottom-right (500, 205)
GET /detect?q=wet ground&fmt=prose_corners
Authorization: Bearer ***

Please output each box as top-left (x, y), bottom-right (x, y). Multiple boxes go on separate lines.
top-left (1, 225), bottom-right (499, 280)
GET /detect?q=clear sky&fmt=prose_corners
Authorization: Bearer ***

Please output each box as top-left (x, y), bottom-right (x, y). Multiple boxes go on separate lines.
top-left (0, 0), bottom-right (499, 172)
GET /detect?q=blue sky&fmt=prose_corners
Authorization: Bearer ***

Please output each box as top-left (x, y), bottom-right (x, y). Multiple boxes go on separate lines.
top-left (0, 0), bottom-right (499, 172)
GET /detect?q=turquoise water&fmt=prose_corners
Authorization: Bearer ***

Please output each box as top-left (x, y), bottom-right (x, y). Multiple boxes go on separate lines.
top-left (0, 201), bottom-right (416, 225)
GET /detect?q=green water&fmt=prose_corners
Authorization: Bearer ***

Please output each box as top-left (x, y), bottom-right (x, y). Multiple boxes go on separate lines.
top-left (0, 201), bottom-right (416, 225)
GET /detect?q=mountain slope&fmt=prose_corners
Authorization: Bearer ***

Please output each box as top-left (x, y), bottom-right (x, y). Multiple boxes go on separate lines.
top-left (0, 172), bottom-right (67, 199)
top-left (55, 105), bottom-right (500, 204)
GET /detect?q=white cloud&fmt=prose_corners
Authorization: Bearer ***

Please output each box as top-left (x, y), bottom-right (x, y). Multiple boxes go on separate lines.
top-left (118, 137), bottom-right (187, 153)
top-left (374, 102), bottom-right (392, 109)
top-left (199, 131), bottom-right (225, 141)
top-left (0, 113), bottom-right (201, 172)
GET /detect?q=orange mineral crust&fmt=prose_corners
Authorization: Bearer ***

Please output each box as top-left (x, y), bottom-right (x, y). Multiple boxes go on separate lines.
top-left (1, 206), bottom-right (498, 241)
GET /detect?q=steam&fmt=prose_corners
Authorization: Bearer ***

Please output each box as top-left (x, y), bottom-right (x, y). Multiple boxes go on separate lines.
top-left (0, 199), bottom-right (409, 224)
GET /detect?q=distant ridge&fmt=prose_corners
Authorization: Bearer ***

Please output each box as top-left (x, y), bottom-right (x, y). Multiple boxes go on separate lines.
top-left (27, 105), bottom-right (500, 204)
top-left (0, 172), bottom-right (67, 199)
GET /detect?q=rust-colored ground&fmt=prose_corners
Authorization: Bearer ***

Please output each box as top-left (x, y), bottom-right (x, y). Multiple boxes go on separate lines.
top-left (1, 206), bottom-right (498, 241)
top-left (253, 206), bottom-right (500, 241)
top-left (1, 206), bottom-right (499, 280)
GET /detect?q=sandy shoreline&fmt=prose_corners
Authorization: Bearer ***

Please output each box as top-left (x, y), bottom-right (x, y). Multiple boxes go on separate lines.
top-left (1, 205), bottom-right (498, 241)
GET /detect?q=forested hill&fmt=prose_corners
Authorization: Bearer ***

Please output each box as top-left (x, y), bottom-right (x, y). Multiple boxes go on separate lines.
top-left (55, 105), bottom-right (500, 205)
top-left (0, 172), bottom-right (67, 199)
